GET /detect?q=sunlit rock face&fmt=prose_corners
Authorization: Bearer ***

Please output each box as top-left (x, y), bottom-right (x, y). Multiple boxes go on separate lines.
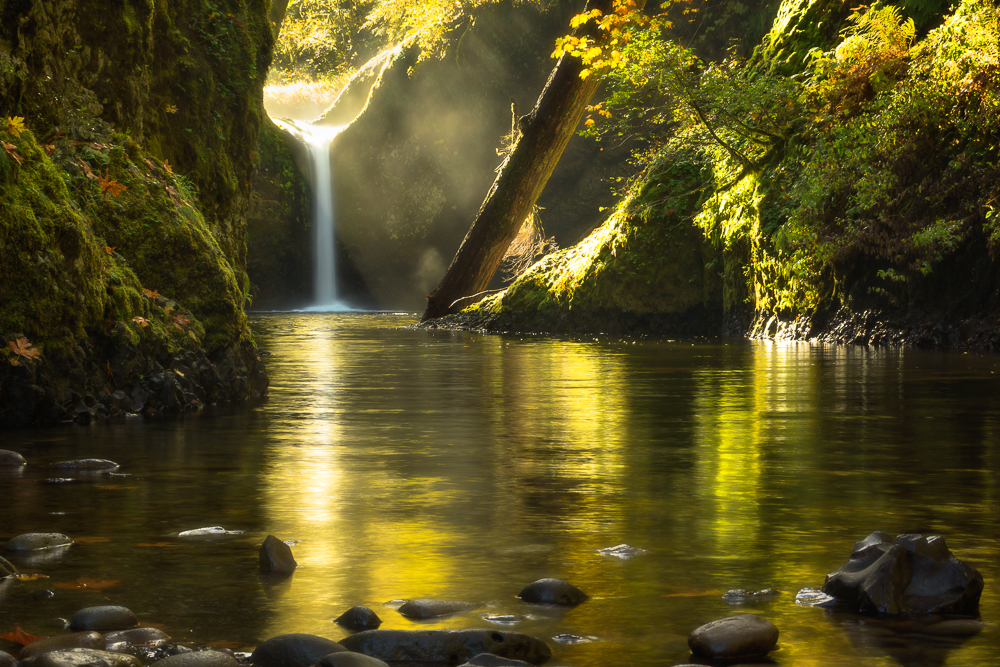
top-left (259, 1), bottom-right (628, 311)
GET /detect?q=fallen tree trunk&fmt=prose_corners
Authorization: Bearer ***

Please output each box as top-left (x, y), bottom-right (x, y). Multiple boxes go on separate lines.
top-left (422, 0), bottom-right (641, 321)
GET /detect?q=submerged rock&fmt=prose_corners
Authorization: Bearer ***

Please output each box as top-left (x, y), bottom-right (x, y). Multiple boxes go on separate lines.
top-left (259, 535), bottom-right (297, 575)
top-left (794, 588), bottom-right (836, 607)
top-left (596, 544), bottom-right (649, 558)
top-left (103, 627), bottom-right (171, 645)
top-left (144, 650), bottom-right (238, 667)
top-left (821, 532), bottom-right (984, 615)
top-left (178, 527), bottom-right (243, 537)
top-left (517, 578), bottom-right (589, 606)
top-left (338, 629), bottom-right (552, 665)
top-left (459, 654), bottom-right (533, 667)
top-left (397, 599), bottom-right (480, 619)
top-left (316, 653), bottom-right (390, 667)
top-left (0, 650), bottom-right (15, 667)
top-left (688, 614), bottom-right (779, 659)
top-left (334, 606), bottom-right (382, 631)
top-left (20, 632), bottom-right (106, 659)
top-left (722, 588), bottom-right (781, 603)
top-left (69, 606), bottom-right (138, 631)
top-left (50, 459), bottom-right (118, 471)
top-left (0, 450), bottom-right (26, 466)
top-left (18, 648), bottom-right (142, 667)
top-left (249, 633), bottom-right (347, 667)
top-left (4, 533), bottom-right (73, 552)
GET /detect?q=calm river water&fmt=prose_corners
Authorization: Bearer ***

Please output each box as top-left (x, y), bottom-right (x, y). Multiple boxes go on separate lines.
top-left (3, 312), bottom-right (1000, 666)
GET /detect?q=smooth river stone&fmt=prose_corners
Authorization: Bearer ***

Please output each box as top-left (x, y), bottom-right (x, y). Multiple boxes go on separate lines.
top-left (4, 533), bottom-right (73, 552)
top-left (20, 632), bottom-right (107, 659)
top-left (144, 650), bottom-right (238, 667)
top-left (397, 599), bottom-right (480, 619)
top-left (459, 654), bottom-right (534, 667)
top-left (517, 578), bottom-right (589, 606)
top-left (103, 627), bottom-right (171, 645)
top-left (0, 650), bottom-right (15, 667)
top-left (688, 614), bottom-right (779, 659)
top-left (50, 459), bottom-right (119, 471)
top-left (250, 633), bottom-right (348, 667)
top-left (0, 449), bottom-right (26, 466)
top-left (316, 653), bottom-right (391, 667)
top-left (70, 606), bottom-right (139, 631)
top-left (18, 648), bottom-right (141, 667)
top-left (338, 629), bottom-right (552, 665)
top-left (259, 535), bottom-right (297, 574)
top-left (334, 606), bottom-right (382, 631)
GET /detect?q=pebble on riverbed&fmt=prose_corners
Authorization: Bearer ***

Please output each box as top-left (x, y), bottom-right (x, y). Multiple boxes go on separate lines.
top-left (688, 614), bottom-right (779, 660)
top-left (69, 605), bottom-right (139, 632)
top-left (18, 648), bottom-right (142, 667)
top-left (3, 533), bottom-right (74, 553)
top-left (0, 650), bottom-right (14, 667)
top-left (146, 650), bottom-right (239, 667)
top-left (19, 632), bottom-right (106, 659)
top-left (517, 578), bottom-right (589, 606)
top-left (0, 449), bottom-right (26, 466)
top-left (334, 606), bottom-right (382, 631)
top-left (250, 633), bottom-right (348, 667)
top-left (397, 599), bottom-right (480, 619)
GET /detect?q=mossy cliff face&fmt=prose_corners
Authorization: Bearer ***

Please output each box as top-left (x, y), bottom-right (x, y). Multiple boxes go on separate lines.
top-left (430, 0), bottom-right (1000, 348)
top-left (0, 0), bottom-right (272, 426)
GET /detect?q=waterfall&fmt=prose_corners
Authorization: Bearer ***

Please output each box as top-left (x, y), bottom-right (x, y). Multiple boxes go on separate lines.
top-left (272, 119), bottom-right (353, 311)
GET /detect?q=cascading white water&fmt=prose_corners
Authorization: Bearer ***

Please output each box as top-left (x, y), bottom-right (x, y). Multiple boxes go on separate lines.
top-left (272, 119), bottom-right (354, 311)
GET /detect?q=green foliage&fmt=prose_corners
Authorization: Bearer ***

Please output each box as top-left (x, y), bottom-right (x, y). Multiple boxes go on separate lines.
top-left (274, 0), bottom-right (377, 77)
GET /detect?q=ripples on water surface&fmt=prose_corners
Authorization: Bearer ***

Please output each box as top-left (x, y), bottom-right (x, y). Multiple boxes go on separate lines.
top-left (3, 312), bottom-right (1000, 666)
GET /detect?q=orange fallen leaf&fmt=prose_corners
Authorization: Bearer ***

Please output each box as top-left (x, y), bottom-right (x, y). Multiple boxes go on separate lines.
top-left (103, 246), bottom-right (116, 255)
top-left (142, 288), bottom-right (161, 300)
top-left (0, 626), bottom-right (47, 646)
top-left (72, 536), bottom-right (111, 544)
top-left (53, 577), bottom-right (122, 591)
top-left (136, 542), bottom-right (180, 548)
top-left (12, 574), bottom-right (50, 581)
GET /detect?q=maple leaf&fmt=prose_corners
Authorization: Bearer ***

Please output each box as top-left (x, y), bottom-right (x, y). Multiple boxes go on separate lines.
top-left (0, 626), bottom-right (47, 646)
top-left (163, 159), bottom-right (173, 173)
top-left (103, 246), bottom-right (116, 255)
top-left (5, 116), bottom-right (25, 136)
top-left (77, 158), bottom-right (97, 181)
top-left (141, 288), bottom-right (161, 299)
top-left (43, 144), bottom-right (57, 155)
top-left (2, 141), bottom-right (22, 166)
top-left (165, 104), bottom-right (179, 114)
top-left (171, 314), bottom-right (192, 331)
top-left (12, 574), bottom-right (49, 581)
top-left (90, 142), bottom-right (106, 150)
top-left (7, 337), bottom-right (41, 365)
top-left (131, 316), bottom-right (150, 328)
top-left (97, 169), bottom-right (127, 198)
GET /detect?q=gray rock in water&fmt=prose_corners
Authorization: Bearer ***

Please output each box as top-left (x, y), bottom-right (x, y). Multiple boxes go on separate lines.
top-left (50, 459), bottom-right (118, 471)
top-left (334, 606), bottom-right (382, 631)
top-left (688, 614), bottom-right (779, 659)
top-left (821, 531), bottom-right (984, 615)
top-left (259, 535), bottom-right (297, 575)
top-left (103, 627), bottom-right (171, 645)
top-left (178, 527), bottom-right (242, 537)
top-left (20, 632), bottom-right (106, 659)
top-left (4, 533), bottom-right (73, 553)
top-left (316, 653), bottom-right (391, 667)
top-left (250, 633), bottom-right (348, 667)
top-left (18, 648), bottom-right (142, 667)
top-left (70, 605), bottom-right (139, 631)
top-left (397, 599), bottom-right (480, 619)
top-left (144, 650), bottom-right (238, 667)
top-left (459, 654), bottom-right (533, 667)
top-left (722, 588), bottom-right (780, 604)
top-left (0, 649), bottom-right (15, 667)
top-left (0, 449), bottom-right (26, 466)
top-left (338, 629), bottom-right (551, 665)
top-left (517, 578), bottom-right (588, 606)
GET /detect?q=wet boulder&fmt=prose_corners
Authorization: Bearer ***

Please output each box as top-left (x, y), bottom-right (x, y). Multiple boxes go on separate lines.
top-left (103, 627), bottom-right (171, 646)
top-left (316, 653), bottom-right (391, 667)
top-left (70, 606), bottom-right (139, 631)
top-left (0, 650), bottom-right (14, 667)
top-left (517, 578), bottom-right (588, 606)
top-left (334, 606), bottom-right (382, 631)
top-left (821, 532), bottom-right (984, 615)
top-left (459, 654), bottom-right (533, 667)
top-left (18, 648), bottom-right (142, 667)
top-left (397, 599), bottom-right (480, 619)
top-left (145, 650), bottom-right (238, 667)
top-left (259, 535), bottom-right (297, 575)
top-left (4, 533), bottom-right (73, 553)
top-left (0, 450), bottom-right (26, 466)
top-left (20, 633), bottom-right (106, 659)
top-left (688, 614), bottom-right (779, 659)
top-left (250, 633), bottom-right (348, 667)
top-left (338, 629), bottom-right (551, 665)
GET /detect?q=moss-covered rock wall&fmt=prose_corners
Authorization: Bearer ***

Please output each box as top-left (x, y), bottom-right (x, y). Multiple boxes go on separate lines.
top-left (0, 0), bottom-right (272, 426)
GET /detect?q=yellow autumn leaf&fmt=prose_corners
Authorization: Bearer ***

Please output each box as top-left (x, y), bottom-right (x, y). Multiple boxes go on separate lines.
top-left (6, 116), bottom-right (25, 136)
